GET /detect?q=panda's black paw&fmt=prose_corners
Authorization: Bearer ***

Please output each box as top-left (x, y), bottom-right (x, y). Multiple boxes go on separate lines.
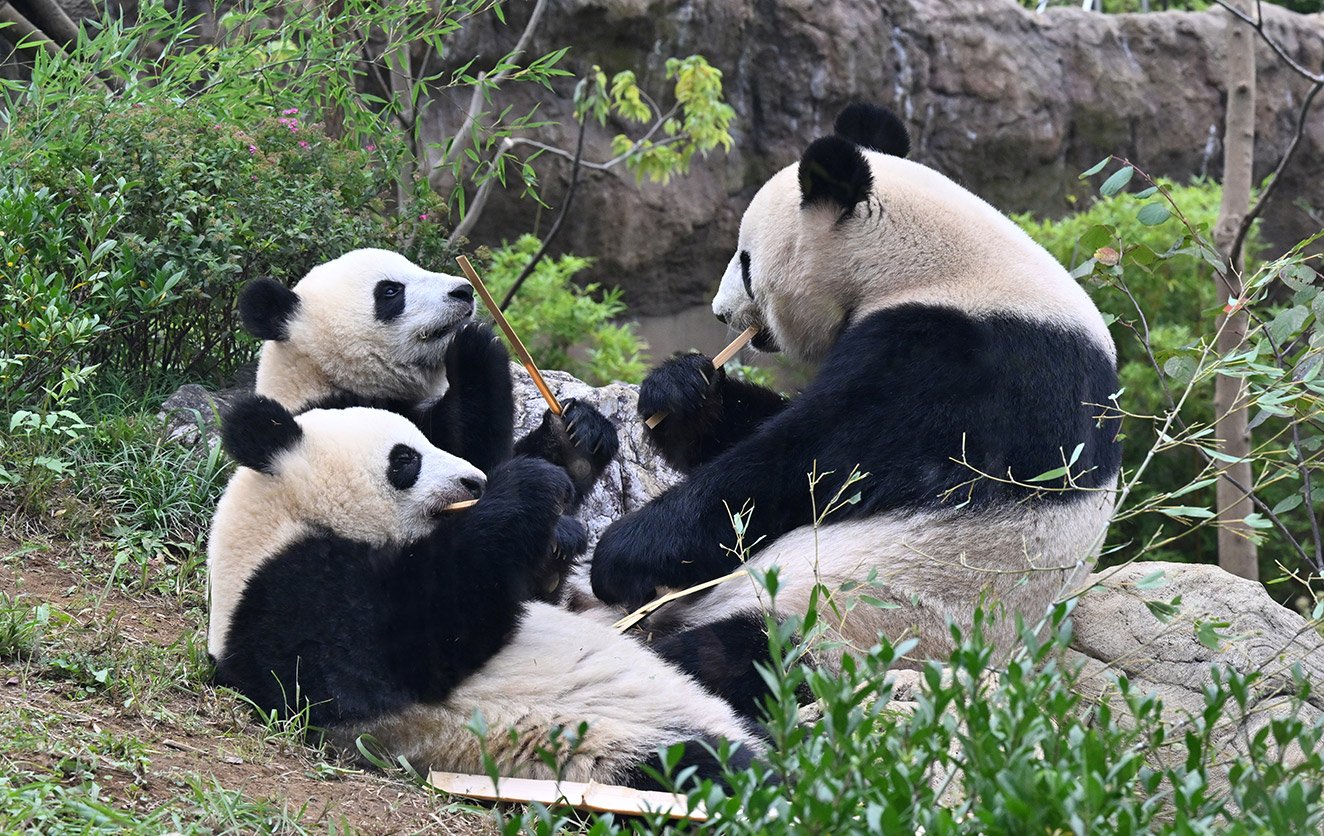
top-left (589, 522), bottom-right (667, 611)
top-left (514, 399), bottom-right (618, 498)
top-left (638, 353), bottom-right (724, 420)
top-left (551, 514), bottom-right (589, 559)
top-left (495, 457), bottom-right (576, 517)
top-left (562, 399), bottom-right (619, 474)
top-left (530, 515), bottom-right (587, 603)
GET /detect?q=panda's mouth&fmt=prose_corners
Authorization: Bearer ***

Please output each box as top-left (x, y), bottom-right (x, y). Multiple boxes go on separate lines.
top-left (415, 323), bottom-right (457, 343)
top-left (752, 328), bottom-right (780, 353)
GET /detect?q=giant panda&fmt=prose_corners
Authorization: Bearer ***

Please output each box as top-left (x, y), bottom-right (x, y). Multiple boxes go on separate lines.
top-left (590, 103), bottom-right (1121, 678)
top-left (238, 248), bottom-right (618, 597)
top-left (207, 396), bottom-right (764, 788)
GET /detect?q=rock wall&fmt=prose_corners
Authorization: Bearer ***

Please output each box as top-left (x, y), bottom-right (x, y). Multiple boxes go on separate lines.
top-left (434, 0), bottom-right (1324, 315)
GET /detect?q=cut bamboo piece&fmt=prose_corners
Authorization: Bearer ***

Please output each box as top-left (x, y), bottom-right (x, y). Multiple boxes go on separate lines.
top-left (428, 771), bottom-right (708, 821)
top-left (612, 569), bottom-right (749, 632)
top-left (643, 325), bottom-right (758, 429)
top-left (441, 498), bottom-right (479, 511)
top-left (457, 255), bottom-right (563, 415)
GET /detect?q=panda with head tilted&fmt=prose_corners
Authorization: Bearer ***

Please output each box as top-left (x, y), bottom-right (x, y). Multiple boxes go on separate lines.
top-left (208, 396), bottom-right (765, 788)
top-left (590, 104), bottom-right (1121, 688)
top-left (239, 248), bottom-right (618, 598)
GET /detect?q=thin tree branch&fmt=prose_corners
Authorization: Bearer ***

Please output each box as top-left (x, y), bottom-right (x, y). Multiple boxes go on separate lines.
top-left (1229, 77), bottom-right (1324, 269)
top-left (498, 109), bottom-right (589, 311)
top-left (1209, 0), bottom-right (1324, 84)
top-left (436, 0), bottom-right (548, 172)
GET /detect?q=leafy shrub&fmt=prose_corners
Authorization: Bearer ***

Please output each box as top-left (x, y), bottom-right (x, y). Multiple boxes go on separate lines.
top-left (478, 235), bottom-right (649, 386)
top-left (498, 590), bottom-right (1324, 835)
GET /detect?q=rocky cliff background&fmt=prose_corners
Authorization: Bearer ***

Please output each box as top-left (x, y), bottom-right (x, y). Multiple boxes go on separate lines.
top-left (432, 0), bottom-right (1324, 322)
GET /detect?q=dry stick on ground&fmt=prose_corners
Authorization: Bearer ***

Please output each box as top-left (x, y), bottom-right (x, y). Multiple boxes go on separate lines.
top-left (428, 771), bottom-right (708, 821)
top-left (644, 325), bottom-right (760, 429)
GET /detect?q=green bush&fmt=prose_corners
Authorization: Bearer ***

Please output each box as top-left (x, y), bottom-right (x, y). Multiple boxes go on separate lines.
top-left (500, 590), bottom-right (1324, 835)
top-left (1017, 172), bottom-right (1322, 605)
top-left (478, 235), bottom-right (649, 386)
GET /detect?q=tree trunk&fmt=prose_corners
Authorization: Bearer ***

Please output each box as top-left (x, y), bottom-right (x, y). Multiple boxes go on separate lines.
top-left (1212, 0), bottom-right (1258, 581)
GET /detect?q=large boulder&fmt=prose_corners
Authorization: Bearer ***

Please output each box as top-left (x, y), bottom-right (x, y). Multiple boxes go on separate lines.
top-left (1068, 561), bottom-right (1324, 767)
top-left (435, 0), bottom-right (1324, 315)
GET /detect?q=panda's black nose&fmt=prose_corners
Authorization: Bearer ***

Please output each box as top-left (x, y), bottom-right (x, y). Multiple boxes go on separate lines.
top-left (450, 284), bottom-right (474, 303)
top-left (461, 476), bottom-right (485, 499)
top-left (715, 312), bottom-right (729, 324)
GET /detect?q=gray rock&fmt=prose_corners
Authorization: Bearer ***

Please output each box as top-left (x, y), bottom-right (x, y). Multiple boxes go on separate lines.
top-left (1068, 561), bottom-right (1324, 772)
top-left (510, 365), bottom-right (682, 550)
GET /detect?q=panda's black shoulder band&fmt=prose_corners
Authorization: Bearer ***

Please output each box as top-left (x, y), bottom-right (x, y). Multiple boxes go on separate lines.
top-left (834, 103), bottom-right (910, 158)
top-left (222, 395), bottom-right (303, 475)
top-left (239, 277), bottom-right (300, 342)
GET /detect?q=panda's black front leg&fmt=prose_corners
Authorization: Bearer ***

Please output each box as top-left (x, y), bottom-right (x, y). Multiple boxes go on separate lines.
top-left (420, 322), bottom-right (516, 474)
top-left (514, 398), bottom-right (619, 502)
top-left (638, 352), bottom-right (787, 472)
top-left (447, 457), bottom-right (578, 605)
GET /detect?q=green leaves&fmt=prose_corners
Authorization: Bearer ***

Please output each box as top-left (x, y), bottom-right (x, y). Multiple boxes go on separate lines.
top-left (1136, 203), bottom-right (1172, 226)
top-left (1100, 165), bottom-right (1135, 196)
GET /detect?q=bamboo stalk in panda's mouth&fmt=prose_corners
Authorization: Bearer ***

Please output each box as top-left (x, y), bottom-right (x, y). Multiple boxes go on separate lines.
top-left (456, 255), bottom-right (563, 416)
top-left (643, 325), bottom-right (759, 429)
top-left (441, 498), bottom-right (479, 511)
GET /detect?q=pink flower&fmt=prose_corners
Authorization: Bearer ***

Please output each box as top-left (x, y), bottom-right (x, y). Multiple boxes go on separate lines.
top-left (248, 145), bottom-right (258, 155)
top-left (365, 144), bottom-right (375, 151)
top-left (282, 108), bottom-right (298, 115)
top-left (419, 213), bottom-right (429, 221)
top-left (299, 141), bottom-right (309, 148)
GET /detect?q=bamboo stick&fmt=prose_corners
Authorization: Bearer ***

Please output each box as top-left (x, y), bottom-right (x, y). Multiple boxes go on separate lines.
top-left (643, 325), bottom-right (759, 429)
top-left (456, 255), bottom-right (563, 415)
top-left (428, 771), bottom-right (708, 820)
top-left (441, 498), bottom-right (479, 511)
top-left (612, 569), bottom-right (749, 632)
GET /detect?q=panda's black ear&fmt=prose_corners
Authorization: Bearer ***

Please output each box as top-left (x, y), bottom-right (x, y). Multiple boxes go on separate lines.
top-left (239, 278), bottom-right (300, 342)
top-left (799, 135), bottom-right (874, 213)
top-left (834, 103), bottom-right (910, 158)
top-left (221, 396), bottom-right (303, 475)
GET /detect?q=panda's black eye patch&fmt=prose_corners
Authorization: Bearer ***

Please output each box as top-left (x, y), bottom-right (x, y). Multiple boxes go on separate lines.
top-left (387, 443), bottom-right (421, 490)
top-left (740, 251), bottom-right (753, 300)
top-left (374, 280), bottom-right (406, 323)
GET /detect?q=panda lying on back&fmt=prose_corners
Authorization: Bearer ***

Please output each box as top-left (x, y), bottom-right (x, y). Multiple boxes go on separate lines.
top-left (239, 248), bottom-right (618, 597)
top-left (591, 104), bottom-right (1121, 673)
top-left (208, 397), bottom-right (764, 788)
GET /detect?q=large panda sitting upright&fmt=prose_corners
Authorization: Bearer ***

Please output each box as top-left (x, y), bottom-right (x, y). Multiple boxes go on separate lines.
top-left (591, 104), bottom-right (1121, 668)
top-left (208, 396), bottom-right (764, 788)
top-left (238, 248), bottom-right (618, 597)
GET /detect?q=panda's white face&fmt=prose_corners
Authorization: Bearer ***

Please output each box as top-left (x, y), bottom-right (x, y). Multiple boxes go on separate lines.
top-left (207, 405), bottom-right (485, 658)
top-left (713, 165), bottom-right (863, 364)
top-left (267, 407), bottom-right (486, 545)
top-left (256, 248), bottom-right (475, 409)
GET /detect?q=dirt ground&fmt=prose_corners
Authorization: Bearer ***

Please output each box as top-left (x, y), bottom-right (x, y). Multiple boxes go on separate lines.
top-left (0, 535), bottom-right (503, 835)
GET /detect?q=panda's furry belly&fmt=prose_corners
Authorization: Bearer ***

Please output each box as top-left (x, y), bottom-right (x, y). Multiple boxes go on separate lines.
top-left (332, 603), bottom-right (764, 785)
top-left (628, 486), bottom-right (1116, 667)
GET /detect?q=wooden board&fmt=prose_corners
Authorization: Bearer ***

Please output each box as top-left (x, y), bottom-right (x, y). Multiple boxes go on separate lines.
top-left (428, 771), bottom-right (709, 820)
